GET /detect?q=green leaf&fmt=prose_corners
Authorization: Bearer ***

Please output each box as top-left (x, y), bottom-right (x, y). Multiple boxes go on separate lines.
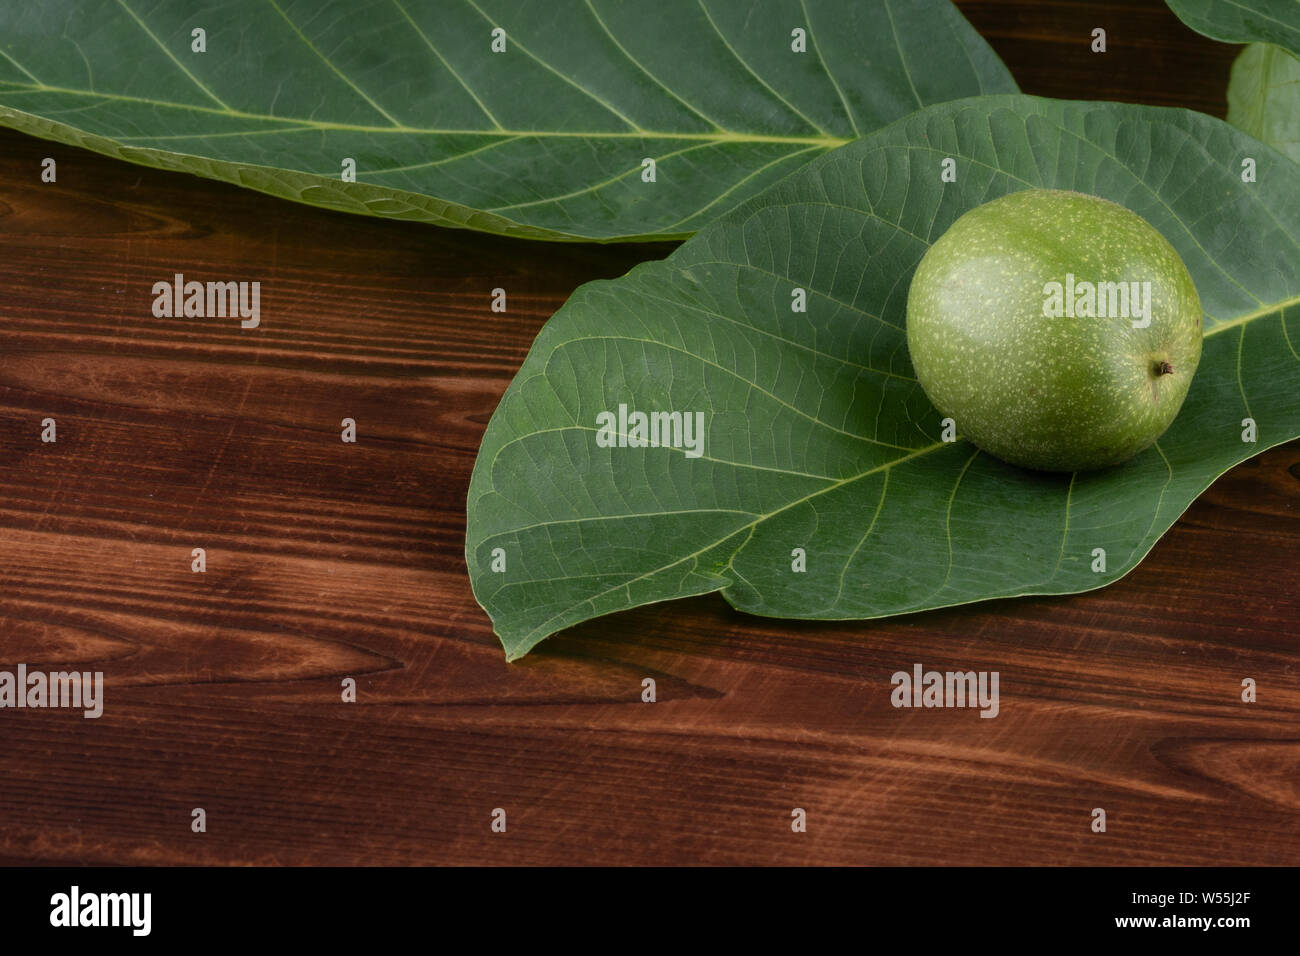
top-left (465, 94), bottom-right (1300, 660)
top-left (0, 0), bottom-right (1014, 242)
top-left (1165, 0), bottom-right (1300, 163)
top-left (1227, 43), bottom-right (1300, 162)
top-left (1165, 0), bottom-right (1300, 53)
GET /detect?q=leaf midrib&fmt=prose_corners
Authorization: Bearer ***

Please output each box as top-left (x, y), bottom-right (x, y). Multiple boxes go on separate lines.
top-left (500, 438), bottom-right (950, 656)
top-left (1203, 293), bottom-right (1300, 336)
top-left (0, 79), bottom-right (852, 147)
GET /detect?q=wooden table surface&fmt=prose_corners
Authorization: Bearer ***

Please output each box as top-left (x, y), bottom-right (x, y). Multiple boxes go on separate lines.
top-left (1, 0), bottom-right (1296, 866)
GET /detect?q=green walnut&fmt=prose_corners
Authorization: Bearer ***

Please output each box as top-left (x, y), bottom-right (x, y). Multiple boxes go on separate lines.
top-left (906, 189), bottom-right (1202, 472)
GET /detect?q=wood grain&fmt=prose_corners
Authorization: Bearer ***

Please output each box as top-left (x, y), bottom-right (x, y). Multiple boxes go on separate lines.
top-left (0, 0), bottom-right (1296, 866)
top-left (956, 0), bottom-right (1244, 112)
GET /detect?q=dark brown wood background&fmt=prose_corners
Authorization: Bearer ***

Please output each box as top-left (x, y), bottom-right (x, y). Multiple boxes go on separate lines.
top-left (1, 0), bottom-right (1296, 866)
